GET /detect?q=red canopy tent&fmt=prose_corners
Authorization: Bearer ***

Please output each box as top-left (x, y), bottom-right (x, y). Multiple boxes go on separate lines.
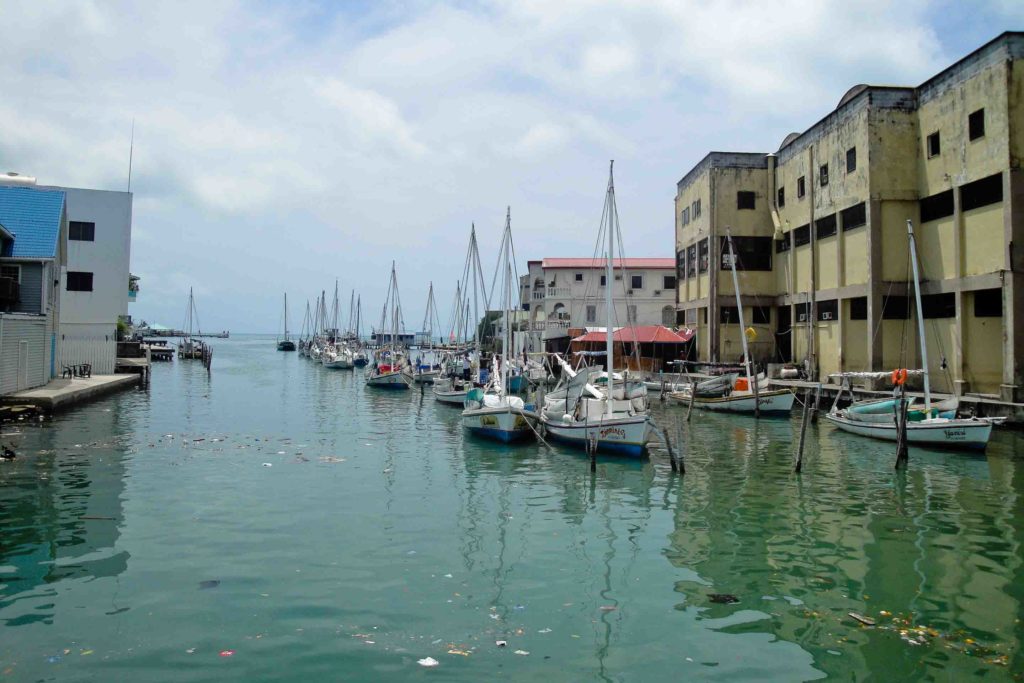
top-left (569, 325), bottom-right (695, 372)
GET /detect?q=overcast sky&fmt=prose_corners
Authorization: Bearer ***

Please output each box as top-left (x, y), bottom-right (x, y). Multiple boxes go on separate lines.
top-left (1, 1), bottom-right (1020, 333)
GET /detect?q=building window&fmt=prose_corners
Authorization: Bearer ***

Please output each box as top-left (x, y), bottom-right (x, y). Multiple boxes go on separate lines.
top-left (793, 224), bottom-right (811, 247)
top-left (752, 306), bottom-right (771, 324)
top-left (775, 232), bottom-right (791, 253)
top-left (720, 236), bottom-right (772, 271)
top-left (846, 147), bottom-right (857, 173)
top-left (627, 305), bottom-right (637, 322)
top-left (815, 213), bottom-right (837, 239)
top-left (797, 176), bottom-right (806, 199)
top-left (720, 306), bottom-right (739, 324)
top-left (922, 293), bottom-right (955, 319)
top-left (817, 299), bottom-right (838, 322)
top-left (927, 131), bottom-right (940, 158)
top-left (676, 250), bottom-right (686, 280)
top-left (599, 275), bottom-right (606, 287)
top-left (737, 191), bottom-right (756, 210)
top-left (684, 308), bottom-right (697, 325)
top-left (693, 199), bottom-right (701, 217)
top-left (974, 288), bottom-right (1002, 317)
top-left (66, 271), bottom-right (94, 292)
top-left (777, 187), bottom-right (785, 208)
top-left (796, 302), bottom-right (810, 323)
top-left (682, 207), bottom-right (690, 225)
top-left (882, 295), bottom-right (909, 320)
top-left (841, 202), bottom-right (867, 231)
top-left (663, 275), bottom-right (676, 290)
top-left (698, 239), bottom-right (709, 273)
top-left (968, 109), bottom-right (985, 141)
top-left (630, 274), bottom-right (643, 290)
top-left (849, 296), bottom-right (867, 320)
top-left (920, 189), bottom-right (954, 222)
top-left (574, 272), bottom-right (583, 282)
top-left (586, 305), bottom-right (597, 323)
top-left (69, 221), bottom-right (96, 241)
top-left (819, 163), bottom-right (829, 187)
top-left (0, 264), bottom-right (20, 282)
top-left (686, 245), bottom-right (697, 279)
top-left (960, 173), bottom-right (1003, 212)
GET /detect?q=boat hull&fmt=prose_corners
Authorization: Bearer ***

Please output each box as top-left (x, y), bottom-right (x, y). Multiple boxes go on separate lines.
top-left (824, 413), bottom-right (992, 451)
top-left (434, 389), bottom-right (469, 405)
top-left (366, 371), bottom-right (410, 389)
top-left (691, 389), bottom-right (795, 415)
top-left (410, 370), bottom-right (439, 384)
top-left (323, 358), bottom-right (354, 369)
top-left (461, 408), bottom-right (536, 443)
top-left (277, 341), bottom-right (296, 352)
top-left (541, 415), bottom-right (650, 458)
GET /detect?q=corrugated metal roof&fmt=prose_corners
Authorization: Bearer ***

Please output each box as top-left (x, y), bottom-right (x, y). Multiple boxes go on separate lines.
top-left (541, 257), bottom-right (674, 269)
top-left (0, 186), bottom-right (65, 259)
top-left (571, 325), bottom-right (695, 344)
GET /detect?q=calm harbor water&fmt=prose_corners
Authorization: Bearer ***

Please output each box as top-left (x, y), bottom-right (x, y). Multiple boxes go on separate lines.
top-left (2, 335), bottom-right (1023, 681)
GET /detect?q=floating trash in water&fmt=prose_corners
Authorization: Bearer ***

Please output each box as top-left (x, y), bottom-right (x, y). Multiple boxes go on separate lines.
top-left (80, 650), bottom-right (93, 656)
top-left (417, 657), bottom-right (439, 667)
top-left (599, 605), bottom-right (617, 611)
top-left (514, 650), bottom-right (529, 656)
top-left (538, 628), bottom-right (552, 634)
top-left (443, 574), bottom-right (452, 579)
top-left (199, 580), bottom-right (221, 589)
top-left (186, 648), bottom-right (196, 654)
top-left (447, 649), bottom-right (470, 656)
top-left (262, 463), bottom-right (273, 467)
top-left (495, 640), bottom-right (507, 647)
top-left (848, 612), bottom-right (875, 626)
top-left (219, 650), bottom-right (235, 657)
top-left (514, 604), bottom-right (525, 610)
top-left (708, 594), bottom-right (739, 604)
top-left (319, 456), bottom-right (346, 463)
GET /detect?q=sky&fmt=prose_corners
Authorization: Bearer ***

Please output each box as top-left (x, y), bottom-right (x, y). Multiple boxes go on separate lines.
top-left (0, 0), bottom-right (1021, 333)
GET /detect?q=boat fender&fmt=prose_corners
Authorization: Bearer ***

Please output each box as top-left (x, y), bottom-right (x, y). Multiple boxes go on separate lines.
top-left (562, 414), bottom-right (573, 424)
top-left (891, 368), bottom-right (908, 386)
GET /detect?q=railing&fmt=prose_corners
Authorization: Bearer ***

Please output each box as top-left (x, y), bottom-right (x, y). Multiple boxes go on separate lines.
top-left (546, 286), bottom-right (571, 298)
top-left (529, 320), bottom-right (571, 331)
top-left (531, 292), bottom-right (544, 300)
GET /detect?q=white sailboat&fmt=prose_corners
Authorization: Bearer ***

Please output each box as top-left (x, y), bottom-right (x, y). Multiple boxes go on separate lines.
top-left (366, 262), bottom-right (411, 390)
top-left (322, 281), bottom-right (354, 369)
top-left (177, 287), bottom-right (211, 366)
top-left (462, 209), bottom-right (539, 442)
top-left (277, 293), bottom-right (296, 351)
top-left (824, 220), bottom-right (993, 450)
top-left (407, 282), bottom-right (442, 384)
top-left (539, 162), bottom-right (651, 457)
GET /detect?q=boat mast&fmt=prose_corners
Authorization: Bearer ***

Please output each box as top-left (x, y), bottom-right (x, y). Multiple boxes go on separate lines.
top-left (284, 293), bottom-right (289, 341)
top-left (355, 295), bottom-right (362, 342)
top-left (906, 220), bottom-right (932, 413)
top-left (605, 162), bottom-right (616, 417)
top-left (725, 229), bottom-right (754, 386)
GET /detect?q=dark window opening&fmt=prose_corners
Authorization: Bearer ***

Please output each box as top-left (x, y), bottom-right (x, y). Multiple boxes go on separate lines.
top-left (663, 275), bottom-right (676, 290)
top-left (815, 213), bottom-right (837, 239)
top-left (920, 189), bottom-right (954, 222)
top-left (974, 288), bottom-right (1002, 317)
top-left (599, 275), bottom-right (606, 286)
top-left (777, 187), bottom-right (785, 207)
top-left (922, 292), bottom-right (955, 318)
top-left (846, 147), bottom-right (857, 173)
top-left (841, 202), bottom-right (867, 231)
top-left (574, 272), bottom-right (583, 282)
top-left (752, 306), bottom-right (771, 325)
top-left (720, 236), bottom-right (772, 271)
top-left (69, 221), bottom-right (95, 241)
top-left (698, 239), bottom-right (709, 273)
top-left (66, 271), bottom-right (94, 292)
top-left (720, 306), bottom-right (739, 324)
top-left (927, 131), bottom-right (940, 158)
top-left (676, 250), bottom-right (686, 279)
top-left (817, 299), bottom-right (838, 322)
top-left (686, 245), bottom-right (696, 279)
top-left (793, 224), bottom-right (811, 247)
top-left (796, 302), bottom-right (810, 323)
top-left (849, 296), bottom-right (867, 320)
top-left (882, 295), bottom-right (910, 320)
top-left (776, 232), bottom-right (791, 253)
top-left (797, 176), bottom-right (806, 198)
top-left (961, 173), bottom-right (1003, 212)
top-left (630, 274), bottom-right (643, 290)
top-left (968, 108), bottom-right (985, 141)
top-left (819, 163), bottom-right (829, 187)
top-left (737, 191), bottom-right (756, 210)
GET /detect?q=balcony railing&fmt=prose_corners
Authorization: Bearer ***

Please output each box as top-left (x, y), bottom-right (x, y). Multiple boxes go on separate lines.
top-left (547, 286), bottom-right (571, 298)
top-left (529, 319), bottom-right (570, 331)
top-left (532, 292), bottom-right (544, 300)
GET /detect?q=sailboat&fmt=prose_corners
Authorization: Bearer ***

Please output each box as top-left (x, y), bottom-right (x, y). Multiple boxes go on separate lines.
top-left (462, 208), bottom-right (538, 442)
top-left (366, 262), bottom-right (411, 389)
top-left (675, 230), bottom-right (795, 415)
top-left (351, 294), bottom-right (369, 367)
top-left (824, 220), bottom-right (993, 450)
top-left (277, 293), bottom-right (296, 351)
top-left (407, 282), bottom-right (442, 384)
top-left (177, 287), bottom-right (211, 365)
top-left (322, 281), bottom-right (354, 368)
top-left (539, 163), bottom-right (652, 457)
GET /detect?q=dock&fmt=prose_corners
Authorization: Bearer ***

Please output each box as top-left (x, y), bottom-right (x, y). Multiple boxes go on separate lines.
top-left (0, 374), bottom-right (140, 412)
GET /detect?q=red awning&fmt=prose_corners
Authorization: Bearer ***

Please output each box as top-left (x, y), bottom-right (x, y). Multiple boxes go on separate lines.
top-left (571, 325), bottom-right (694, 344)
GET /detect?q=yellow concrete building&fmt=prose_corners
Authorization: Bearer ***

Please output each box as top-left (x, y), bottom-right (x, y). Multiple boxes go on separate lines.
top-left (675, 32), bottom-right (1024, 400)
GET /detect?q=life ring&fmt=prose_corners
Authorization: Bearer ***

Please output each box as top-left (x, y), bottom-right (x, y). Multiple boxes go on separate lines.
top-left (891, 368), bottom-right (908, 386)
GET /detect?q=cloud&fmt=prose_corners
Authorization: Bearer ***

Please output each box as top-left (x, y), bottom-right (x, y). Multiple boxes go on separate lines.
top-left (314, 78), bottom-right (428, 157)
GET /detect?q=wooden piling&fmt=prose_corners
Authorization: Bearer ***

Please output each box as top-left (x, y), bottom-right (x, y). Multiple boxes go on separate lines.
top-left (895, 387), bottom-right (909, 469)
top-left (794, 389), bottom-right (811, 473)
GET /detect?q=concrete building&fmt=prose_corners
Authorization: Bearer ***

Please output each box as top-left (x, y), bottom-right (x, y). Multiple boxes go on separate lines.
top-left (520, 257), bottom-right (678, 352)
top-left (0, 176), bottom-right (134, 375)
top-left (675, 32), bottom-right (1024, 400)
top-left (0, 185), bottom-right (67, 394)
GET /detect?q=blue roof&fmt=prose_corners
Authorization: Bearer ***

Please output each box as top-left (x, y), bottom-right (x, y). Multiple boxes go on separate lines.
top-left (0, 186), bottom-right (65, 259)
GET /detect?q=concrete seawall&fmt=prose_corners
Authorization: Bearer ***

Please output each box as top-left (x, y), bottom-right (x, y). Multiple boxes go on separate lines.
top-left (1, 375), bottom-right (140, 411)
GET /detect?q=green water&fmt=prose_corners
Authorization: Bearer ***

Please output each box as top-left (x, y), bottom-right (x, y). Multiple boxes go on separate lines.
top-left (2, 336), bottom-right (1022, 681)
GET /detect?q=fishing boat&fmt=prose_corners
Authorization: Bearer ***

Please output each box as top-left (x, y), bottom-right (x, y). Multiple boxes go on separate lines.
top-left (824, 220), bottom-right (994, 451)
top-left (277, 293), bottom-right (296, 351)
top-left (461, 208), bottom-right (539, 442)
top-left (177, 287), bottom-right (212, 368)
top-left (366, 262), bottom-right (412, 390)
top-left (539, 162), bottom-right (651, 457)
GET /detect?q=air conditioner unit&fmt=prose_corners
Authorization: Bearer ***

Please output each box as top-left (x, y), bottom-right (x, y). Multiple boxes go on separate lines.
top-left (653, 290), bottom-right (661, 296)
top-left (822, 311), bottom-right (833, 320)
top-left (626, 290), bottom-right (634, 296)
top-left (614, 274), bottom-right (622, 280)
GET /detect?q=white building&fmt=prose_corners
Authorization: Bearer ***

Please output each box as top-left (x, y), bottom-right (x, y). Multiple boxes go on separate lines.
top-left (518, 257), bottom-right (678, 351)
top-left (0, 175), bottom-right (134, 375)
